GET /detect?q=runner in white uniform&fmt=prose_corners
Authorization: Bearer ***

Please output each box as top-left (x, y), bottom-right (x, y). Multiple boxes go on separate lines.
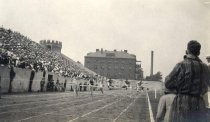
top-left (72, 77), bottom-right (79, 96)
top-left (98, 77), bottom-right (103, 94)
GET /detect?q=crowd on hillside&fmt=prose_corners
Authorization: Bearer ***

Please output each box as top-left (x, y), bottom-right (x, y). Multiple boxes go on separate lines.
top-left (0, 27), bottom-right (94, 79)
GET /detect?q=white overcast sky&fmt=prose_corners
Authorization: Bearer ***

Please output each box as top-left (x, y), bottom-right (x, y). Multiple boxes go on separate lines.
top-left (0, 0), bottom-right (210, 77)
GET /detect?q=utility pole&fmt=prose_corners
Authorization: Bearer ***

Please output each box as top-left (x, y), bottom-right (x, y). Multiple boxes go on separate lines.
top-left (150, 51), bottom-right (154, 76)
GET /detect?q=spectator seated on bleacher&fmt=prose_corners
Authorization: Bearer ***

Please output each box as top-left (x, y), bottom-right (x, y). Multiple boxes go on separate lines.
top-left (0, 27), bottom-right (97, 80)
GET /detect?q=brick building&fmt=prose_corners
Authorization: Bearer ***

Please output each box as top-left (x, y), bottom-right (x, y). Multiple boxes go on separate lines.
top-left (84, 49), bottom-right (141, 80)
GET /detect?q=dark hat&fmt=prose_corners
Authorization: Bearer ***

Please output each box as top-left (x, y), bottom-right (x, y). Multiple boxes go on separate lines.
top-left (187, 40), bottom-right (201, 56)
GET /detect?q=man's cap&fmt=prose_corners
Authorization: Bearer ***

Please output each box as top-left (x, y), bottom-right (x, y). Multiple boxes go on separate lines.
top-left (187, 40), bottom-right (201, 56)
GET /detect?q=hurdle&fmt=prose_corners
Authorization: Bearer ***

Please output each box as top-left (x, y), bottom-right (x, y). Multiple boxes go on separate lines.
top-left (67, 82), bottom-right (104, 97)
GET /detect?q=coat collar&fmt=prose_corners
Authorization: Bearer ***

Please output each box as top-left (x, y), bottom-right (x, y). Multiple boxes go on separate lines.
top-left (186, 54), bottom-right (202, 62)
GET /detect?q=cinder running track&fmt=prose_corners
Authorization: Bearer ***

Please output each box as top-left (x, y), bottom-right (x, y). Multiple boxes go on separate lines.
top-left (1, 90), bottom-right (210, 122)
top-left (0, 90), bottom-right (151, 122)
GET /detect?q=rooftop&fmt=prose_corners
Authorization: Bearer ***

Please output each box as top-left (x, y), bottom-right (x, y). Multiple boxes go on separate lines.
top-left (86, 49), bottom-right (136, 59)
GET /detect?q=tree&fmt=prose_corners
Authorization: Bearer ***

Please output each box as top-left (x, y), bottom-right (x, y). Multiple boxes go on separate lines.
top-left (145, 71), bottom-right (162, 81)
top-left (154, 71), bottom-right (162, 81)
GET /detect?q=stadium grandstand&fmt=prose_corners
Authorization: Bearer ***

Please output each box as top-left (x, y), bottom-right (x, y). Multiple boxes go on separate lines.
top-left (0, 27), bottom-right (98, 89)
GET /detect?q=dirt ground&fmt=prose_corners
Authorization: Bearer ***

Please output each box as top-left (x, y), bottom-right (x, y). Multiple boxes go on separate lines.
top-left (1, 81), bottom-right (209, 122)
top-left (0, 90), bottom-right (150, 122)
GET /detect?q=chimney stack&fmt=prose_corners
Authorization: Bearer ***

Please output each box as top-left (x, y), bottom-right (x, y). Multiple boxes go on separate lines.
top-left (150, 50), bottom-right (154, 76)
top-left (101, 48), bottom-right (103, 54)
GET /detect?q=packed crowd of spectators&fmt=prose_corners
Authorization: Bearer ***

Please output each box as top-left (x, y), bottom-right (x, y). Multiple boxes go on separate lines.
top-left (0, 27), bottom-right (95, 79)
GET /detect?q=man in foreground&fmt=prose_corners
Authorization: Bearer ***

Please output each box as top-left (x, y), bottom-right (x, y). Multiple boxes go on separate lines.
top-left (165, 40), bottom-right (210, 122)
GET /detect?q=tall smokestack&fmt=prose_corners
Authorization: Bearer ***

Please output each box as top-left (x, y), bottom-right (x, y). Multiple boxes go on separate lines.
top-left (150, 50), bottom-right (154, 76)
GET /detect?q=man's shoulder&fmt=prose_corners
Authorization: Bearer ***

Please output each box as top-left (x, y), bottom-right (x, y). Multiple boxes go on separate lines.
top-left (179, 59), bottom-right (189, 64)
top-left (177, 59), bottom-right (196, 67)
top-left (172, 60), bottom-right (186, 68)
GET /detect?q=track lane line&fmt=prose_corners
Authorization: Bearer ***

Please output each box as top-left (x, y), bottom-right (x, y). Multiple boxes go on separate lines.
top-left (0, 94), bottom-right (79, 108)
top-left (0, 94), bottom-right (104, 115)
top-left (68, 92), bottom-right (137, 122)
top-left (2, 92), bottom-right (74, 98)
top-left (0, 90), bottom-right (117, 107)
top-left (112, 95), bottom-right (138, 122)
top-left (14, 96), bottom-right (113, 122)
top-left (0, 91), bottom-right (105, 108)
top-left (146, 92), bottom-right (155, 122)
top-left (68, 98), bottom-right (121, 122)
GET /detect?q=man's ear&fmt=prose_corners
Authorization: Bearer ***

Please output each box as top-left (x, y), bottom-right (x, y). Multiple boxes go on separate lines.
top-left (185, 50), bottom-right (188, 55)
top-left (197, 51), bottom-right (200, 56)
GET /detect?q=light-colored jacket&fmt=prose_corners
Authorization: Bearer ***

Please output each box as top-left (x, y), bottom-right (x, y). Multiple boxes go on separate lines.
top-left (156, 94), bottom-right (176, 122)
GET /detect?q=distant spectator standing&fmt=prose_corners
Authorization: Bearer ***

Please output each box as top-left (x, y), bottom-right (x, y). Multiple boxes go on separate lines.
top-left (204, 56), bottom-right (210, 107)
top-left (40, 77), bottom-right (45, 92)
top-left (43, 66), bottom-right (47, 78)
top-left (63, 78), bottom-right (67, 91)
top-left (156, 88), bottom-right (176, 122)
top-left (9, 65), bottom-right (16, 93)
top-left (28, 68), bottom-right (35, 92)
top-left (55, 78), bottom-right (60, 91)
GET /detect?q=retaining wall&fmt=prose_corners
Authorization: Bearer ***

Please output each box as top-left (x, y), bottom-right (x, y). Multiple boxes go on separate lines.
top-left (0, 66), bottom-right (122, 93)
top-left (0, 66), bottom-right (74, 93)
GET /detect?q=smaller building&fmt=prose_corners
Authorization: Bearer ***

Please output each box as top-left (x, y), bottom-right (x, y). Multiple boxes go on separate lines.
top-left (135, 63), bottom-right (144, 80)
